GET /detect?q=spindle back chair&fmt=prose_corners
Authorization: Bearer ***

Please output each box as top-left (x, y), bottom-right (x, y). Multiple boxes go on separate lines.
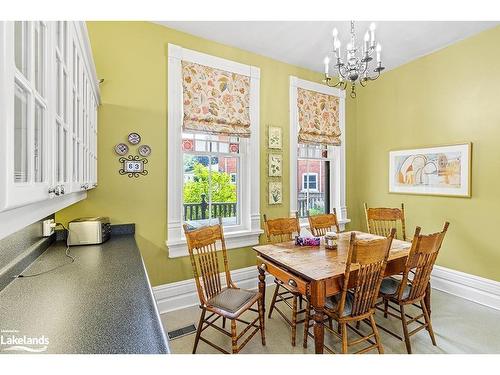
top-left (263, 213), bottom-right (300, 243)
top-left (377, 222), bottom-right (449, 353)
top-left (308, 208), bottom-right (341, 236)
top-left (184, 219), bottom-right (265, 354)
top-left (262, 213), bottom-right (306, 346)
top-left (304, 229), bottom-right (396, 354)
top-left (364, 202), bottom-right (407, 241)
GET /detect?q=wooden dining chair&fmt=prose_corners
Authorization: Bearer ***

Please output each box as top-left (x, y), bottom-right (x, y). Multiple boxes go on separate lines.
top-left (364, 202), bottom-right (407, 241)
top-left (183, 218), bottom-right (265, 354)
top-left (376, 222), bottom-right (449, 354)
top-left (263, 213), bottom-right (305, 346)
top-left (304, 229), bottom-right (396, 354)
top-left (308, 208), bottom-right (341, 236)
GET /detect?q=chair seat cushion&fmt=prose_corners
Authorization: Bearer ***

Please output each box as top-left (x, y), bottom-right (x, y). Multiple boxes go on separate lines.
top-left (325, 292), bottom-right (354, 317)
top-left (207, 288), bottom-right (258, 313)
top-left (380, 277), bottom-right (412, 299)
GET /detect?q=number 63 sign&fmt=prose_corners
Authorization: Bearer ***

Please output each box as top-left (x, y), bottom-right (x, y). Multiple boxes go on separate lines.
top-left (119, 155), bottom-right (149, 178)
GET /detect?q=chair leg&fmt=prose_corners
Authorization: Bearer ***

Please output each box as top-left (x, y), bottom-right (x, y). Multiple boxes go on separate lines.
top-left (421, 299), bottom-right (437, 346)
top-left (399, 305), bottom-right (412, 354)
top-left (355, 321), bottom-right (361, 329)
top-left (192, 308), bottom-right (206, 354)
top-left (328, 317), bottom-right (333, 330)
top-left (231, 319), bottom-right (238, 354)
top-left (369, 315), bottom-right (384, 354)
top-left (341, 322), bottom-right (348, 354)
top-left (384, 299), bottom-right (389, 318)
top-left (303, 300), bottom-right (311, 348)
top-left (268, 283), bottom-right (280, 318)
top-left (299, 295), bottom-right (303, 310)
top-left (291, 295), bottom-right (298, 346)
top-left (257, 295), bottom-right (266, 346)
top-left (222, 317), bottom-right (226, 329)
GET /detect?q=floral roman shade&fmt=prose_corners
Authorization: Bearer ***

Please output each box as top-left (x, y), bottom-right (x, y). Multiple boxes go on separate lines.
top-left (297, 87), bottom-right (341, 146)
top-left (182, 61), bottom-right (251, 137)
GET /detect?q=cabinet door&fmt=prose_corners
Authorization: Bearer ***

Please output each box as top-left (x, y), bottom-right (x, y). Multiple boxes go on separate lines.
top-left (52, 21), bottom-right (72, 196)
top-left (0, 21), bottom-right (52, 211)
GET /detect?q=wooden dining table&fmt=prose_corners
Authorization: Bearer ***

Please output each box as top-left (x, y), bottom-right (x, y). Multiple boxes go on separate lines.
top-left (253, 230), bottom-right (428, 354)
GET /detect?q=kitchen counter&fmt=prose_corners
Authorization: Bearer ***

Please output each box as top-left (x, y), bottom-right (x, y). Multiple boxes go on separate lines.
top-left (0, 234), bottom-right (169, 354)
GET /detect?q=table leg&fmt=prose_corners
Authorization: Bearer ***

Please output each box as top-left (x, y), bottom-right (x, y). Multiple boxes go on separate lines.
top-left (424, 281), bottom-right (431, 316)
top-left (258, 264), bottom-right (267, 329)
top-left (310, 281), bottom-right (326, 354)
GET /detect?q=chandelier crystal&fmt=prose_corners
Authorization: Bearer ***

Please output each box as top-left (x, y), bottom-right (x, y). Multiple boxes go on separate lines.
top-left (323, 21), bottom-right (385, 98)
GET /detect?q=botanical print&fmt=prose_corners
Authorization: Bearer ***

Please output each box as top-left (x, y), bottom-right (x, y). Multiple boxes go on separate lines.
top-left (182, 61), bottom-right (251, 137)
top-left (297, 87), bottom-right (341, 146)
top-left (389, 143), bottom-right (471, 197)
top-left (268, 154), bottom-right (282, 177)
top-left (269, 181), bottom-right (282, 205)
top-left (268, 126), bottom-right (282, 149)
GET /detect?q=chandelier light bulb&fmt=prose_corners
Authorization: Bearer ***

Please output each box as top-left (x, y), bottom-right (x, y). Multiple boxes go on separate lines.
top-left (332, 28), bottom-right (338, 38)
top-left (334, 39), bottom-right (341, 49)
top-left (376, 43), bottom-right (382, 62)
top-left (369, 22), bottom-right (376, 31)
top-left (364, 31), bottom-right (370, 41)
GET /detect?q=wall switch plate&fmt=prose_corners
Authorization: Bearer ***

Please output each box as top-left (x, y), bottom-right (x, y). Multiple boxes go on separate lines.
top-left (43, 219), bottom-right (55, 237)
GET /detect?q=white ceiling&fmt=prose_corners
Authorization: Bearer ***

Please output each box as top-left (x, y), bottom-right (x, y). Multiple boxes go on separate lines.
top-left (155, 21), bottom-right (498, 72)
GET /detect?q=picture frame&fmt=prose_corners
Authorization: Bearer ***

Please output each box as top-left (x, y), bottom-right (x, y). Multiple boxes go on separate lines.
top-left (268, 126), bottom-right (282, 149)
top-left (268, 154), bottom-right (282, 177)
top-left (268, 181), bottom-right (282, 205)
top-left (389, 143), bottom-right (471, 197)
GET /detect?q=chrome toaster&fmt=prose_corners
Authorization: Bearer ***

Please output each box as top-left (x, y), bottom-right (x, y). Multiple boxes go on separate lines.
top-left (68, 217), bottom-right (111, 246)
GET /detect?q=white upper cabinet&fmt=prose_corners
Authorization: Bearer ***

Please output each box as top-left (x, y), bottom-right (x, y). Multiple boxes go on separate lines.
top-left (0, 21), bottom-right (100, 212)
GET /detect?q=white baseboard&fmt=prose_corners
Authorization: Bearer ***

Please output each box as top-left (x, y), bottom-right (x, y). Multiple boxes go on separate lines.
top-left (431, 265), bottom-right (500, 311)
top-left (153, 264), bottom-right (500, 314)
top-left (153, 266), bottom-right (274, 314)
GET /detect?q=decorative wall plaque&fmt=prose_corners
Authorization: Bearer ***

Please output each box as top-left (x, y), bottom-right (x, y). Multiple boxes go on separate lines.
top-left (119, 155), bottom-right (149, 178)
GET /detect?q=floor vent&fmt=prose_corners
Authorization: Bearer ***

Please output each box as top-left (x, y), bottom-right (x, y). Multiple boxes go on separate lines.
top-left (167, 324), bottom-right (197, 340)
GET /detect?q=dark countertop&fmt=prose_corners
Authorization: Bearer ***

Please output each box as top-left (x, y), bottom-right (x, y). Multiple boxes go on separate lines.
top-left (0, 235), bottom-right (169, 354)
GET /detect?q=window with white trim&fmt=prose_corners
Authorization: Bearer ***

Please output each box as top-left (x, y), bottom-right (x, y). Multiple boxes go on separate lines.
top-left (289, 77), bottom-right (348, 226)
top-left (182, 133), bottom-right (241, 227)
top-left (167, 44), bottom-right (262, 258)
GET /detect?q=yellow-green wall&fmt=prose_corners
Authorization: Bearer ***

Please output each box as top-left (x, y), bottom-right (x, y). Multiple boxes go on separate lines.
top-left (55, 21), bottom-right (357, 286)
top-left (352, 26), bottom-right (500, 281)
top-left (57, 22), bottom-right (500, 286)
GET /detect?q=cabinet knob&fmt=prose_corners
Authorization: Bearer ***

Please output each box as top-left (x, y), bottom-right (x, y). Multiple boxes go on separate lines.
top-left (288, 279), bottom-right (297, 288)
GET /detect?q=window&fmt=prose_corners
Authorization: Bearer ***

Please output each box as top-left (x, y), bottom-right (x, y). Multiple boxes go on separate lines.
top-left (182, 133), bottom-right (240, 227)
top-left (296, 144), bottom-right (332, 218)
top-left (302, 173), bottom-right (318, 191)
top-left (289, 77), bottom-right (348, 226)
top-left (167, 44), bottom-right (262, 258)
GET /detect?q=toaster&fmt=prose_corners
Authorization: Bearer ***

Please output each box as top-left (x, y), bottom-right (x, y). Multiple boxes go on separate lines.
top-left (68, 217), bottom-right (111, 246)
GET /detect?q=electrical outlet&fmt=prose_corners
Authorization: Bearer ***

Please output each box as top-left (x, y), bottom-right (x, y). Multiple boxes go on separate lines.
top-left (42, 219), bottom-right (55, 237)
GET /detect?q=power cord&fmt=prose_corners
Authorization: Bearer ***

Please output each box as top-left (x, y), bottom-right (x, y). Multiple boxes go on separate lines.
top-left (13, 222), bottom-right (76, 278)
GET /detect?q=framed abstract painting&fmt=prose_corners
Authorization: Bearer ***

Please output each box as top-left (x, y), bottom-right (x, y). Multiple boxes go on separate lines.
top-left (389, 143), bottom-right (471, 197)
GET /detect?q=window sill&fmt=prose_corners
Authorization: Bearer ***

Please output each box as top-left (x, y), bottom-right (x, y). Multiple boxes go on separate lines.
top-left (166, 228), bottom-right (264, 258)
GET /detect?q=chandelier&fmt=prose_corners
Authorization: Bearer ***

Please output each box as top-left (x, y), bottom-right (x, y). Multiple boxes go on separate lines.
top-left (323, 21), bottom-right (385, 98)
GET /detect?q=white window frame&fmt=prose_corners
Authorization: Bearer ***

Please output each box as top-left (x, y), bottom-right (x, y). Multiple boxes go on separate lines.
top-left (302, 172), bottom-right (319, 192)
top-left (167, 44), bottom-right (262, 258)
top-left (289, 76), bottom-right (349, 229)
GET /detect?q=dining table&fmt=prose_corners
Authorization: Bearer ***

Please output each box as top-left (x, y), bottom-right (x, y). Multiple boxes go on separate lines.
top-left (253, 230), bottom-right (429, 354)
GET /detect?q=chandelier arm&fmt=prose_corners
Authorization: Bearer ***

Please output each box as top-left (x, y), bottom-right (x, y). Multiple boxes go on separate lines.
top-left (366, 68), bottom-right (382, 81)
